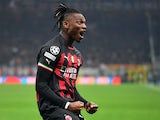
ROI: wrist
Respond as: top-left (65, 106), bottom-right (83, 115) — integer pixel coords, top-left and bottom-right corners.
top-left (65, 102), bottom-right (70, 109)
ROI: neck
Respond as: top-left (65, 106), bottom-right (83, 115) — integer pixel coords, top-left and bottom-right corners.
top-left (60, 31), bottom-right (74, 46)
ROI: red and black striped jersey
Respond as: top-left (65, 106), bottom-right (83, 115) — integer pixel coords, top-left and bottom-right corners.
top-left (36, 35), bottom-right (87, 112)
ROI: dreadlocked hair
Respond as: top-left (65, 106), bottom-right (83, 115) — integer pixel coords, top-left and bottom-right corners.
top-left (53, 3), bottom-right (81, 31)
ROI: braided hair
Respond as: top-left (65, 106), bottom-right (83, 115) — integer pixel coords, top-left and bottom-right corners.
top-left (54, 3), bottom-right (81, 31)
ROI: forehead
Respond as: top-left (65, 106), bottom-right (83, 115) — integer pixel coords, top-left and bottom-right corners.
top-left (65, 13), bottom-right (86, 21)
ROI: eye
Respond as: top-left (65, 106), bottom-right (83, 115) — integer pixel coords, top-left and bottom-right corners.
top-left (77, 20), bottom-right (84, 25)
top-left (77, 21), bottom-right (82, 25)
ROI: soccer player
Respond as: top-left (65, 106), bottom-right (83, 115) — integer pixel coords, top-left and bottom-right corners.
top-left (36, 3), bottom-right (98, 120)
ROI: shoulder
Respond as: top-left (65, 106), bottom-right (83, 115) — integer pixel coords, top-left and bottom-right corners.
top-left (40, 35), bottom-right (62, 55)
top-left (44, 35), bottom-right (61, 49)
top-left (37, 35), bottom-right (62, 62)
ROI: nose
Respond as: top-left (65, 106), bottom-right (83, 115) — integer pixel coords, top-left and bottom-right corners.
top-left (82, 23), bottom-right (87, 30)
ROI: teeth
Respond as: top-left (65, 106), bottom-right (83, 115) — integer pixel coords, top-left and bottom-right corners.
top-left (80, 33), bottom-right (84, 38)
top-left (80, 31), bottom-right (85, 36)
top-left (79, 30), bottom-right (86, 39)
top-left (80, 35), bottom-right (84, 39)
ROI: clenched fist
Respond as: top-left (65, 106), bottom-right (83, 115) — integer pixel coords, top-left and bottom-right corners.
top-left (85, 102), bottom-right (98, 114)
top-left (67, 101), bottom-right (84, 111)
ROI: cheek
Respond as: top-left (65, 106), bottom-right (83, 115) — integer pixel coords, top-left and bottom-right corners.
top-left (68, 27), bottom-right (80, 36)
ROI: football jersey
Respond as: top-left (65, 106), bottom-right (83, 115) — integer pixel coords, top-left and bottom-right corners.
top-left (36, 35), bottom-right (87, 112)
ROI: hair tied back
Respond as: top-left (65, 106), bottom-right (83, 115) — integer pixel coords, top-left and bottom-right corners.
top-left (55, 3), bottom-right (68, 18)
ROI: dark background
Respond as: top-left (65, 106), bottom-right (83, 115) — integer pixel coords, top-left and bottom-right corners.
top-left (0, 0), bottom-right (160, 67)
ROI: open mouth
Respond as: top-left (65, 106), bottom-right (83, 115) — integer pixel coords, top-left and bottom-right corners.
top-left (79, 30), bottom-right (86, 39)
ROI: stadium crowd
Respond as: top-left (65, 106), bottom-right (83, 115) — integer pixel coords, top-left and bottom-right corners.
top-left (0, 1), bottom-right (160, 79)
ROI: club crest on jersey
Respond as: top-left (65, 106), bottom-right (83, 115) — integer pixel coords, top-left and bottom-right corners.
top-left (50, 46), bottom-right (60, 55)
top-left (64, 114), bottom-right (72, 120)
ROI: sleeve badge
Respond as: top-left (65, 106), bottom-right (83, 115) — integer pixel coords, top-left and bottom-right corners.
top-left (50, 46), bottom-right (60, 55)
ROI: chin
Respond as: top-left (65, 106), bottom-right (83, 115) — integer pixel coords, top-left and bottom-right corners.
top-left (76, 40), bottom-right (81, 43)
top-left (76, 38), bottom-right (83, 43)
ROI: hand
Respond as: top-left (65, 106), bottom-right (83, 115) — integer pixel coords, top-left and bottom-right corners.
top-left (67, 101), bottom-right (84, 112)
top-left (85, 101), bottom-right (98, 114)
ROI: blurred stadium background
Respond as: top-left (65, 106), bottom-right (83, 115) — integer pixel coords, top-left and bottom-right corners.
top-left (0, 0), bottom-right (160, 120)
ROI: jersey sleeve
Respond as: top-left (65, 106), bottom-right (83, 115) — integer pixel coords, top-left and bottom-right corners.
top-left (37, 45), bottom-right (60, 71)
top-left (74, 87), bottom-right (88, 105)
top-left (36, 45), bottom-right (67, 108)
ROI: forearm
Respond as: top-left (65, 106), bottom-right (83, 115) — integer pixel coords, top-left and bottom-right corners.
top-left (74, 87), bottom-right (88, 105)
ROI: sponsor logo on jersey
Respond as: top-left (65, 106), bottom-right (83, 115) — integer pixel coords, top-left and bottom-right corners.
top-left (60, 66), bottom-right (78, 79)
top-left (64, 55), bottom-right (68, 61)
top-left (45, 58), bottom-right (51, 64)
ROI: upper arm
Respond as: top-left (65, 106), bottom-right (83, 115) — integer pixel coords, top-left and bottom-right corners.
top-left (37, 45), bottom-right (60, 72)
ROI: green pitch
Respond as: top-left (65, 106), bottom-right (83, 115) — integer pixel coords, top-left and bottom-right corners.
top-left (0, 84), bottom-right (160, 120)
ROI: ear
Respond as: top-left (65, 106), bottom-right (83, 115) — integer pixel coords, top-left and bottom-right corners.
top-left (62, 20), bottom-right (69, 29)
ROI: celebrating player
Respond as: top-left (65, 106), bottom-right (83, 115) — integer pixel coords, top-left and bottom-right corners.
top-left (35, 3), bottom-right (98, 120)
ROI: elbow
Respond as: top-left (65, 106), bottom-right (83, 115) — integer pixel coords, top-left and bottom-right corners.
top-left (36, 81), bottom-right (46, 94)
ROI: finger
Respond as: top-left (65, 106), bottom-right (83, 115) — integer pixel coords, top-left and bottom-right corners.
top-left (79, 102), bottom-right (84, 107)
top-left (86, 106), bottom-right (90, 111)
top-left (90, 104), bottom-right (98, 108)
top-left (88, 109), bottom-right (97, 114)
